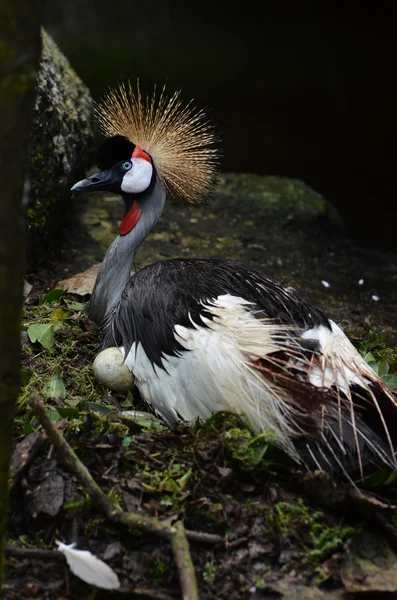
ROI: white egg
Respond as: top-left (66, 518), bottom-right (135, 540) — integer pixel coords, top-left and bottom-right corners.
top-left (93, 347), bottom-right (135, 392)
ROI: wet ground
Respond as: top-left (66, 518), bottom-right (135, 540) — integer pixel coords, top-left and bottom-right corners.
top-left (8, 173), bottom-right (397, 599)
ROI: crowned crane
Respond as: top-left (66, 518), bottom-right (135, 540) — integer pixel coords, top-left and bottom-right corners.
top-left (71, 82), bottom-right (397, 481)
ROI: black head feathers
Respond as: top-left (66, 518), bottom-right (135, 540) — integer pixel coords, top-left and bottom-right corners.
top-left (97, 135), bottom-right (134, 170)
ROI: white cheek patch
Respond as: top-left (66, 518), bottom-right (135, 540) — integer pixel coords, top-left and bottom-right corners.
top-left (121, 158), bottom-right (153, 194)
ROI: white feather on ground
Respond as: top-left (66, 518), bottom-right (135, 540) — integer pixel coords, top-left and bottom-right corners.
top-left (56, 541), bottom-right (120, 590)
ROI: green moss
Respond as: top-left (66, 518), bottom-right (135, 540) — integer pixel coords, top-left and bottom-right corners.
top-left (29, 152), bottom-right (44, 170)
top-left (213, 172), bottom-right (341, 222)
top-left (17, 295), bottom-right (109, 435)
top-left (268, 498), bottom-right (361, 578)
top-left (356, 329), bottom-right (397, 371)
top-left (203, 561), bottom-right (217, 585)
top-left (139, 460), bottom-right (193, 508)
top-left (149, 557), bottom-right (171, 584)
top-left (26, 29), bottom-right (94, 263)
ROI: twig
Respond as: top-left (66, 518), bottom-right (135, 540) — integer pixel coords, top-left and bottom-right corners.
top-left (9, 431), bottom-right (46, 488)
top-left (29, 395), bottom-right (199, 600)
top-left (170, 522), bottom-right (199, 600)
top-left (29, 396), bottom-right (172, 538)
top-left (184, 530), bottom-right (224, 544)
top-left (224, 536), bottom-right (249, 551)
top-left (131, 588), bottom-right (179, 600)
top-left (6, 547), bottom-right (62, 560)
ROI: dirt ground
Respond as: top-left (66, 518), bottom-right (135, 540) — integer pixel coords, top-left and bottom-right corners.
top-left (6, 174), bottom-right (397, 599)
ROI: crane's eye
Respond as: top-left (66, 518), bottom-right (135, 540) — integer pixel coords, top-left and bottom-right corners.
top-left (122, 161), bottom-right (132, 171)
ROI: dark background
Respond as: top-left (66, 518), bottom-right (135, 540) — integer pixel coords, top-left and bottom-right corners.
top-left (45, 1), bottom-right (397, 248)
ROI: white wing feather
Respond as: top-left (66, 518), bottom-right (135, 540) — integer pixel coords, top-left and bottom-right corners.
top-left (56, 541), bottom-right (120, 590)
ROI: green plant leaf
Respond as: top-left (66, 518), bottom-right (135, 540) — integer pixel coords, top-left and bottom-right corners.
top-left (120, 410), bottom-right (163, 430)
top-left (23, 421), bottom-right (35, 435)
top-left (383, 470), bottom-right (397, 485)
top-left (382, 374), bottom-right (397, 390)
top-left (82, 402), bottom-right (112, 415)
top-left (377, 359), bottom-right (390, 377)
top-left (177, 468), bottom-right (192, 490)
top-left (20, 367), bottom-right (33, 386)
top-left (65, 397), bottom-right (81, 408)
top-left (365, 466), bottom-right (391, 488)
top-left (64, 299), bottom-right (86, 311)
top-left (45, 407), bottom-right (61, 422)
top-left (120, 390), bottom-right (134, 408)
top-left (364, 351), bottom-right (378, 367)
top-left (27, 323), bottom-right (54, 349)
top-left (43, 374), bottom-right (66, 398)
top-left (41, 289), bottom-right (65, 303)
top-left (56, 407), bottom-right (79, 418)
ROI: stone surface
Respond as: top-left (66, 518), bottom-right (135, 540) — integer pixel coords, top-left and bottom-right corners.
top-left (341, 532), bottom-right (397, 593)
top-left (27, 29), bottom-right (94, 264)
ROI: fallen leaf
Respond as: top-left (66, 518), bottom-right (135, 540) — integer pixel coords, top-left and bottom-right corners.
top-left (10, 432), bottom-right (46, 486)
top-left (23, 281), bottom-right (32, 299)
top-left (29, 473), bottom-right (65, 517)
top-left (64, 299), bottom-right (86, 311)
top-left (303, 470), bottom-right (397, 513)
top-left (56, 264), bottom-right (101, 296)
top-left (348, 486), bottom-right (397, 510)
top-left (43, 374), bottom-right (66, 399)
top-left (82, 402), bottom-right (113, 415)
top-left (103, 541), bottom-right (122, 561)
top-left (41, 289), bottom-right (65, 303)
top-left (123, 491), bottom-right (140, 513)
top-left (27, 323), bottom-right (54, 349)
top-left (120, 410), bottom-right (163, 430)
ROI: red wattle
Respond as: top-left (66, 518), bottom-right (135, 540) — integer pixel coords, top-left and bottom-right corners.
top-left (132, 145), bottom-right (151, 163)
top-left (119, 202), bottom-right (141, 235)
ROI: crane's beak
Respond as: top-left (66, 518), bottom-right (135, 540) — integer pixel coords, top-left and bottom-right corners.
top-left (71, 168), bottom-right (121, 193)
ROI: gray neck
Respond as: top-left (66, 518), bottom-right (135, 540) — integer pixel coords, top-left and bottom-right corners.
top-left (89, 175), bottom-right (166, 326)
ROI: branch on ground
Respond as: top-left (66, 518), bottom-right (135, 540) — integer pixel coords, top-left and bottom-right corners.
top-left (29, 394), bottom-right (199, 600)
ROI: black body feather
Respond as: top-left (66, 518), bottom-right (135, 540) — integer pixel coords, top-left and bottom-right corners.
top-left (103, 258), bottom-right (330, 369)
top-left (98, 257), bottom-right (397, 479)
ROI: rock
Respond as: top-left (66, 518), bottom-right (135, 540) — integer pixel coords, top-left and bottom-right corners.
top-left (27, 29), bottom-right (94, 265)
top-left (341, 532), bottom-right (397, 593)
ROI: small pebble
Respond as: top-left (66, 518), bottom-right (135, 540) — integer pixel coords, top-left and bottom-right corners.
top-left (372, 295), bottom-right (380, 301)
top-left (321, 280), bottom-right (330, 288)
top-left (358, 279), bottom-right (364, 285)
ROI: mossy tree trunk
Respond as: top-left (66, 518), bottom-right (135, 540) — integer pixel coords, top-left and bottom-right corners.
top-left (0, 1), bottom-right (44, 590)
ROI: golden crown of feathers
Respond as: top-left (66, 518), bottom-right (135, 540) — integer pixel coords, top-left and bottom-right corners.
top-left (94, 81), bottom-right (220, 202)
